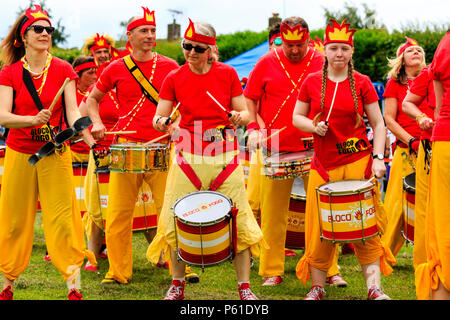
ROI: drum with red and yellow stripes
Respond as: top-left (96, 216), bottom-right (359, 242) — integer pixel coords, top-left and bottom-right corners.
top-left (173, 191), bottom-right (233, 268)
top-left (286, 177), bottom-right (306, 249)
top-left (316, 179), bottom-right (378, 243)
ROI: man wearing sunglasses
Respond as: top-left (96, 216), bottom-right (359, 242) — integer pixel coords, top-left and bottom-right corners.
top-left (85, 7), bottom-right (180, 286)
top-left (244, 16), bottom-right (324, 287)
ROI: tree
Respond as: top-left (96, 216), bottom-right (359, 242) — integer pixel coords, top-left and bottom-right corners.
top-left (17, 0), bottom-right (69, 46)
top-left (323, 2), bottom-right (386, 29)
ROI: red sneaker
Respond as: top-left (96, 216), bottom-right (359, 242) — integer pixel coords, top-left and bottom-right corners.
top-left (164, 280), bottom-right (185, 300)
top-left (68, 289), bottom-right (83, 300)
top-left (238, 283), bottom-right (258, 300)
top-left (304, 285), bottom-right (325, 300)
top-left (83, 264), bottom-right (99, 272)
top-left (367, 286), bottom-right (391, 300)
top-left (262, 276), bottom-right (283, 286)
top-left (0, 286), bottom-right (13, 300)
top-left (341, 243), bottom-right (355, 255)
top-left (98, 249), bottom-right (108, 259)
top-left (44, 254), bottom-right (51, 262)
top-left (156, 261), bottom-right (169, 269)
top-left (285, 249), bottom-right (296, 257)
top-left (326, 274), bottom-right (348, 287)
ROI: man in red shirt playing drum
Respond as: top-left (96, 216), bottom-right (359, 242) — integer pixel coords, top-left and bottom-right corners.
top-left (86, 7), bottom-right (179, 285)
top-left (244, 16), bottom-right (324, 287)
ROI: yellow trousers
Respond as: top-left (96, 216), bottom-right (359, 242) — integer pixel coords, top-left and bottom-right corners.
top-left (296, 155), bottom-right (395, 285)
top-left (0, 147), bottom-right (95, 283)
top-left (413, 142), bottom-right (428, 268)
top-left (416, 141), bottom-right (450, 299)
top-left (381, 147), bottom-right (416, 257)
top-left (146, 150), bottom-right (265, 265)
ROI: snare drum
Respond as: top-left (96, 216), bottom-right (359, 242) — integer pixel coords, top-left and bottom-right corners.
top-left (264, 150), bottom-right (314, 179)
top-left (286, 178), bottom-right (306, 249)
top-left (316, 179), bottom-right (378, 243)
top-left (173, 191), bottom-right (234, 268)
top-left (402, 172), bottom-right (415, 244)
top-left (72, 162), bottom-right (89, 215)
top-left (109, 143), bottom-right (170, 173)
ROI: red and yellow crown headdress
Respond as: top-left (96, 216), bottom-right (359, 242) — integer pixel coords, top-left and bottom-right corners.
top-left (280, 22), bottom-right (309, 43)
top-left (397, 36), bottom-right (420, 57)
top-left (127, 7), bottom-right (156, 31)
top-left (15, 4), bottom-right (52, 47)
top-left (184, 18), bottom-right (216, 45)
top-left (324, 19), bottom-right (356, 47)
top-left (90, 33), bottom-right (111, 52)
top-left (310, 36), bottom-right (325, 53)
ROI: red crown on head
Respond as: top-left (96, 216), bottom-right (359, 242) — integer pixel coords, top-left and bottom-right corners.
top-left (280, 22), bottom-right (309, 43)
top-left (324, 19), bottom-right (356, 47)
top-left (127, 7), bottom-right (156, 31)
top-left (15, 4), bottom-right (52, 47)
top-left (184, 18), bottom-right (216, 45)
top-left (90, 33), bottom-right (111, 52)
top-left (397, 36), bottom-right (420, 57)
top-left (310, 36), bottom-right (325, 53)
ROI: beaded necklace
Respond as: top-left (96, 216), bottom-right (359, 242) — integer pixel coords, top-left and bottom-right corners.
top-left (118, 52), bottom-right (158, 132)
top-left (269, 48), bottom-right (315, 129)
top-left (21, 52), bottom-right (52, 97)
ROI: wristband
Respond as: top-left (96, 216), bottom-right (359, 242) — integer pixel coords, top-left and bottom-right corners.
top-left (408, 138), bottom-right (418, 150)
top-left (415, 113), bottom-right (427, 124)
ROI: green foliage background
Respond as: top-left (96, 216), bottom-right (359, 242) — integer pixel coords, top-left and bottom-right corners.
top-left (51, 27), bottom-right (446, 83)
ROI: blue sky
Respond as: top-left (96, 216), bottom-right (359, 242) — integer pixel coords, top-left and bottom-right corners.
top-left (1, 0), bottom-right (448, 49)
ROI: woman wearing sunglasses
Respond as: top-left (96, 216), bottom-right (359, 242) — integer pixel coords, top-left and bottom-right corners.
top-left (0, 5), bottom-right (97, 300)
top-left (147, 19), bottom-right (264, 300)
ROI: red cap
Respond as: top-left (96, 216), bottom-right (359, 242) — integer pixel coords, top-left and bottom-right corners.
top-left (184, 18), bottom-right (216, 45)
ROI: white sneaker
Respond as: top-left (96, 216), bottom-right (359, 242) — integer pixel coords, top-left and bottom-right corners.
top-left (367, 286), bottom-right (391, 300)
top-left (304, 286), bottom-right (325, 300)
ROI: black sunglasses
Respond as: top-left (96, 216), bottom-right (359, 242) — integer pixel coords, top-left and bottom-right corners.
top-left (27, 25), bottom-right (55, 35)
top-left (182, 42), bottom-right (209, 53)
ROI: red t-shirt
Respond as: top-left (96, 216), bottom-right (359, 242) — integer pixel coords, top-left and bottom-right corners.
top-left (70, 89), bottom-right (91, 154)
top-left (159, 62), bottom-right (243, 155)
top-left (96, 53), bottom-right (179, 142)
top-left (408, 65), bottom-right (435, 140)
top-left (244, 47), bottom-right (324, 152)
top-left (430, 31), bottom-right (450, 141)
top-left (0, 57), bottom-right (78, 154)
top-left (298, 70), bottom-right (378, 170)
top-left (383, 78), bottom-right (422, 142)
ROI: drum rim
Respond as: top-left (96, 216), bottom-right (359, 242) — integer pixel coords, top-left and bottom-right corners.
top-left (290, 193), bottom-right (307, 201)
top-left (403, 172), bottom-right (416, 193)
top-left (264, 150), bottom-right (314, 165)
top-left (173, 190), bottom-right (233, 225)
top-left (316, 179), bottom-right (374, 196)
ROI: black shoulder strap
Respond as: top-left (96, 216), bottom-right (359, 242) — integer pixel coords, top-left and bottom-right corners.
top-left (22, 68), bottom-right (45, 111)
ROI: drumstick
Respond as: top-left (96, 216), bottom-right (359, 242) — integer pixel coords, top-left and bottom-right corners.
top-left (325, 81), bottom-right (339, 126)
top-left (165, 102), bottom-right (181, 125)
top-left (48, 78), bottom-right (70, 112)
top-left (143, 133), bottom-right (170, 146)
top-left (261, 126), bottom-right (287, 143)
top-left (206, 91), bottom-right (232, 118)
top-left (105, 131), bottom-right (137, 135)
top-left (301, 136), bottom-right (313, 141)
top-left (355, 176), bottom-right (377, 192)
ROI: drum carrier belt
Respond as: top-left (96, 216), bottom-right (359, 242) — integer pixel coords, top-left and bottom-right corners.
top-left (123, 54), bottom-right (159, 106)
top-left (175, 150), bottom-right (240, 258)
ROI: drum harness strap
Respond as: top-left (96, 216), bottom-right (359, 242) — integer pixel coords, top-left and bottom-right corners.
top-left (175, 150), bottom-right (239, 258)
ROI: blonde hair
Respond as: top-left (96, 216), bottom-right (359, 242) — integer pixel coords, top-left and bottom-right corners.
top-left (182, 21), bottom-right (218, 63)
top-left (387, 43), bottom-right (425, 84)
top-left (82, 33), bottom-right (115, 54)
top-left (313, 58), bottom-right (362, 129)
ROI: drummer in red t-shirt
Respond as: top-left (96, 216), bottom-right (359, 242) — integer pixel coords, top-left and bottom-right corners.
top-left (244, 16), bottom-right (324, 287)
top-left (402, 64), bottom-right (435, 270)
top-left (293, 19), bottom-right (394, 300)
top-left (381, 37), bottom-right (426, 259)
top-left (147, 19), bottom-right (264, 300)
top-left (86, 7), bottom-right (179, 285)
top-left (416, 29), bottom-right (450, 300)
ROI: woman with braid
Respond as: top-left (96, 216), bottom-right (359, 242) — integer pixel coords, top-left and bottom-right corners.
top-left (293, 19), bottom-right (395, 300)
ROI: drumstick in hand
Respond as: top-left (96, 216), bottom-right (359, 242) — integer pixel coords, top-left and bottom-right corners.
top-left (325, 81), bottom-right (339, 126)
top-left (165, 102), bottom-right (181, 125)
top-left (105, 131), bottom-right (137, 135)
top-left (143, 133), bottom-right (170, 146)
top-left (48, 78), bottom-right (70, 112)
top-left (354, 176), bottom-right (377, 192)
top-left (206, 91), bottom-right (232, 118)
top-left (302, 136), bottom-right (313, 141)
top-left (261, 126), bottom-right (287, 143)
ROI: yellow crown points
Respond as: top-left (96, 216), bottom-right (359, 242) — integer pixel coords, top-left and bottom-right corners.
top-left (185, 23), bottom-right (194, 39)
top-left (96, 38), bottom-right (105, 46)
top-left (325, 19), bottom-right (356, 46)
top-left (30, 11), bottom-right (48, 20)
top-left (313, 36), bottom-right (325, 53)
top-left (28, 4), bottom-right (49, 20)
top-left (280, 22), bottom-right (309, 43)
top-left (143, 7), bottom-right (155, 23)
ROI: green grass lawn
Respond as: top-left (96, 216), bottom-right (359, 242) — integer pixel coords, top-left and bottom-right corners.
top-left (8, 210), bottom-right (416, 301)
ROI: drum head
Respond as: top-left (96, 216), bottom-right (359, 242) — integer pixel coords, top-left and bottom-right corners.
top-left (403, 172), bottom-right (416, 191)
top-left (265, 150), bottom-right (314, 164)
top-left (173, 191), bottom-right (232, 224)
top-left (318, 179), bottom-right (372, 194)
top-left (291, 178), bottom-right (306, 200)
top-left (146, 143), bottom-right (169, 150)
top-left (110, 143), bottom-right (141, 150)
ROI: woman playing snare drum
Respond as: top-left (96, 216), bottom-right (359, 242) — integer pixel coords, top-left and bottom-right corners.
top-left (292, 19), bottom-right (395, 300)
top-left (147, 19), bottom-right (264, 300)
